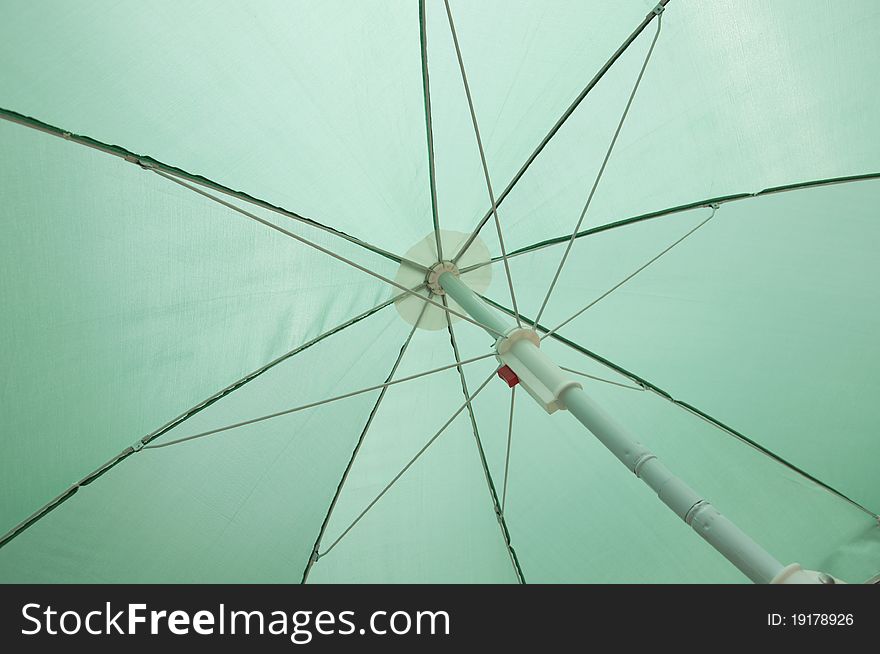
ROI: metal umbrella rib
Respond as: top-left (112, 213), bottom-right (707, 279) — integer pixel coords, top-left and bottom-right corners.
top-left (317, 369), bottom-right (500, 560)
top-left (501, 387), bottom-right (516, 514)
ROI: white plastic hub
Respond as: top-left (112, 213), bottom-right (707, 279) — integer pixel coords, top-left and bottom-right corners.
top-left (393, 230), bottom-right (492, 330)
top-left (427, 261), bottom-right (459, 295)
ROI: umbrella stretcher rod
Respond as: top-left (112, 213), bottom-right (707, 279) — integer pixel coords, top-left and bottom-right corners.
top-left (439, 271), bottom-right (842, 584)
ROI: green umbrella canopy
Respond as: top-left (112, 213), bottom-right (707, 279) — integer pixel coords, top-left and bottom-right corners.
top-left (1, 0), bottom-right (878, 583)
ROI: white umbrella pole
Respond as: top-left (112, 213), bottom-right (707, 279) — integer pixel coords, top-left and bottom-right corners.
top-left (439, 271), bottom-right (840, 584)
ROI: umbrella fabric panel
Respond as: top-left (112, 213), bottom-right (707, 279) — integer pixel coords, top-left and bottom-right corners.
top-left (470, 0), bottom-right (880, 254)
top-left (307, 340), bottom-right (518, 583)
top-left (0, 119), bottom-right (395, 540)
top-left (0, 309), bottom-right (414, 582)
top-left (488, 180), bottom-right (880, 512)
top-left (468, 337), bottom-right (880, 583)
top-left (0, 0), bottom-right (434, 253)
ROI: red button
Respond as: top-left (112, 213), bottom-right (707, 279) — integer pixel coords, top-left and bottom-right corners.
top-left (497, 365), bottom-right (519, 387)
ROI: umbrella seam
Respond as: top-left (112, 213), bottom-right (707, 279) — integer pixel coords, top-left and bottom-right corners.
top-left (151, 170), bottom-right (507, 338)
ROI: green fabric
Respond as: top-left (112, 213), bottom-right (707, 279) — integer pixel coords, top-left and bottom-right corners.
top-left (1, 1), bottom-right (878, 583)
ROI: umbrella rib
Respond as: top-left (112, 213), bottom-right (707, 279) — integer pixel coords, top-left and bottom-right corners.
top-left (317, 368), bottom-right (499, 560)
top-left (485, 299), bottom-right (880, 521)
top-left (419, 0), bottom-right (444, 261)
top-left (558, 367), bottom-right (647, 392)
top-left (0, 289), bottom-right (416, 550)
top-left (501, 387), bottom-right (516, 513)
top-left (301, 300), bottom-right (430, 583)
top-left (144, 350), bottom-right (496, 450)
top-left (533, 15), bottom-right (662, 327)
top-left (443, 0), bottom-right (522, 327)
top-left (450, 1), bottom-right (671, 264)
top-left (540, 204), bottom-right (716, 341)
top-left (0, 107), bottom-right (427, 272)
top-left (441, 296), bottom-right (526, 583)
top-left (151, 170), bottom-right (506, 338)
top-left (458, 171), bottom-right (880, 275)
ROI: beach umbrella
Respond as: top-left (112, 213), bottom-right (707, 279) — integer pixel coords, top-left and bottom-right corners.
top-left (1, 0), bottom-right (878, 583)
